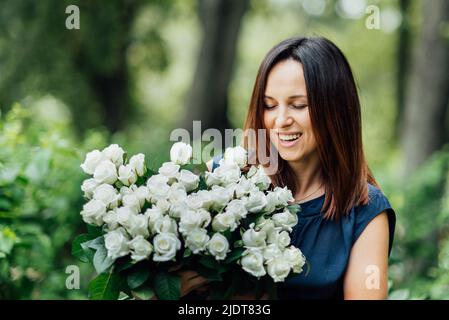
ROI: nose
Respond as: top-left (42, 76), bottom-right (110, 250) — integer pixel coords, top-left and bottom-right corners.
top-left (274, 105), bottom-right (294, 128)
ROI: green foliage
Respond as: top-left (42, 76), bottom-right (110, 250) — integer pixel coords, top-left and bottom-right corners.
top-left (386, 146), bottom-right (449, 299)
top-left (88, 271), bottom-right (122, 300)
top-left (153, 272), bottom-right (181, 300)
top-left (0, 104), bottom-right (105, 299)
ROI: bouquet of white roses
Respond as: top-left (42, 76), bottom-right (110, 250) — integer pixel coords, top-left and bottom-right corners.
top-left (72, 142), bottom-right (306, 300)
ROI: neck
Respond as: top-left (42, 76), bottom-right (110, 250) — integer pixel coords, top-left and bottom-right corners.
top-left (287, 152), bottom-right (323, 200)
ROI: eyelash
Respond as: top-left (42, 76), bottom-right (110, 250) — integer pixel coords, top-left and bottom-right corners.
top-left (264, 104), bottom-right (308, 110)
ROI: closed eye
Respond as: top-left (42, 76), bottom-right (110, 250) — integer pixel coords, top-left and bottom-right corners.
top-left (263, 104), bottom-right (277, 110)
top-left (292, 104), bottom-right (308, 109)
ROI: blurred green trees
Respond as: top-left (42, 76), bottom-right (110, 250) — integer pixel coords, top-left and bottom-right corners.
top-left (0, 0), bottom-right (448, 299)
top-left (0, 104), bottom-right (102, 298)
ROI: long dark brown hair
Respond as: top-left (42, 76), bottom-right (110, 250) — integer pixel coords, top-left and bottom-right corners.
top-left (243, 36), bottom-right (378, 220)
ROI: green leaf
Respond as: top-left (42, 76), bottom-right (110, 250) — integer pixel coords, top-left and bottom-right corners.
top-left (287, 204), bottom-right (301, 214)
top-left (233, 240), bottom-right (244, 248)
top-left (195, 264), bottom-right (223, 282)
top-left (224, 248), bottom-right (245, 264)
top-left (87, 224), bottom-right (104, 238)
top-left (93, 244), bottom-right (114, 274)
top-left (81, 236), bottom-right (104, 251)
top-left (132, 286), bottom-right (155, 300)
top-left (88, 271), bottom-right (122, 300)
top-left (183, 248), bottom-right (192, 258)
top-left (198, 255), bottom-right (220, 270)
top-left (127, 267), bottom-right (150, 289)
top-left (115, 258), bottom-right (134, 272)
top-left (72, 234), bottom-right (94, 262)
top-left (153, 272), bottom-right (180, 300)
top-left (198, 175), bottom-right (208, 190)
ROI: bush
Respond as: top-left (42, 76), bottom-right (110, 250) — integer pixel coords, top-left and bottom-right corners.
top-left (0, 104), bottom-right (105, 299)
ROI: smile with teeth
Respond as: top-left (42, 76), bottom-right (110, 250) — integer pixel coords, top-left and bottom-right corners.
top-left (278, 133), bottom-right (301, 141)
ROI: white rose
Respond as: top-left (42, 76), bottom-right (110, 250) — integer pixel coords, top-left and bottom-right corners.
top-left (81, 178), bottom-right (99, 199)
top-left (263, 243), bottom-right (283, 262)
top-left (127, 214), bottom-right (150, 238)
top-left (168, 202), bottom-right (187, 219)
top-left (273, 187), bottom-right (295, 207)
top-left (242, 227), bottom-right (267, 248)
top-left (225, 199), bottom-right (248, 220)
top-left (122, 193), bottom-right (141, 213)
top-left (93, 183), bottom-right (120, 209)
top-left (167, 185), bottom-right (187, 205)
top-left (196, 190), bottom-right (214, 210)
top-left (102, 144), bottom-right (125, 167)
top-left (245, 190), bottom-right (268, 213)
top-left (185, 193), bottom-right (204, 210)
top-left (152, 232), bottom-right (181, 262)
top-left (235, 176), bottom-right (257, 198)
top-left (129, 235), bottom-right (153, 262)
top-left (255, 216), bottom-right (276, 235)
top-left (212, 212), bottom-right (238, 232)
top-left (118, 164), bottom-right (138, 186)
top-left (283, 246), bottom-right (306, 273)
top-left (267, 256), bottom-right (291, 282)
top-left (205, 171), bottom-right (222, 187)
top-left (240, 249), bottom-right (266, 278)
top-left (134, 186), bottom-right (151, 207)
top-left (129, 153), bottom-right (146, 176)
top-left (153, 215), bottom-right (178, 235)
top-left (179, 209), bottom-right (206, 235)
top-left (80, 199), bottom-right (106, 226)
top-left (271, 209), bottom-right (298, 232)
top-left (120, 185), bottom-right (134, 196)
top-left (267, 229), bottom-right (291, 249)
top-left (215, 161), bottom-right (241, 186)
top-left (207, 233), bottom-right (230, 261)
top-left (156, 198), bottom-right (171, 213)
top-left (158, 162), bottom-right (180, 184)
top-left (116, 206), bottom-right (136, 229)
top-left (250, 166), bottom-right (272, 191)
top-left (209, 185), bottom-right (232, 212)
top-left (145, 207), bottom-right (164, 234)
top-left (104, 228), bottom-right (130, 260)
top-left (197, 208), bottom-right (212, 228)
top-left (263, 192), bottom-right (278, 214)
top-left (178, 169), bottom-right (199, 192)
top-left (224, 146), bottom-right (247, 169)
top-left (247, 165), bottom-right (258, 178)
top-left (170, 142), bottom-right (192, 165)
top-left (147, 174), bottom-right (170, 203)
top-left (185, 228), bottom-right (210, 254)
top-left (93, 160), bottom-right (118, 184)
top-left (103, 210), bottom-right (119, 231)
top-left (80, 150), bottom-right (105, 175)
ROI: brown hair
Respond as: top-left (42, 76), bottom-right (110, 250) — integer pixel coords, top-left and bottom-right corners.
top-left (242, 36), bottom-right (378, 220)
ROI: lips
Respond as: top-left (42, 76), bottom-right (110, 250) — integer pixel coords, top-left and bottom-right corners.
top-left (275, 131), bottom-right (302, 148)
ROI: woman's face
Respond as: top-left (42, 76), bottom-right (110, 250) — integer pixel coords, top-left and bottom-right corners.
top-left (263, 59), bottom-right (318, 163)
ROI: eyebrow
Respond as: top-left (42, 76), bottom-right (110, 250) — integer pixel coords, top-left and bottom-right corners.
top-left (264, 95), bottom-right (307, 100)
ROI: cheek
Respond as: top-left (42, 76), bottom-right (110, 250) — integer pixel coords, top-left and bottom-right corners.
top-left (263, 111), bottom-right (272, 128)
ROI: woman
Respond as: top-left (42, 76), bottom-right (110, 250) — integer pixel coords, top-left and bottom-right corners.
top-left (189, 36), bottom-right (396, 300)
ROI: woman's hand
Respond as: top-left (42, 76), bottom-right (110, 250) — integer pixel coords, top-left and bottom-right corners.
top-left (177, 269), bottom-right (210, 298)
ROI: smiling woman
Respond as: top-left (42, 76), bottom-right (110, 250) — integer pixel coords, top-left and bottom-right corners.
top-left (214, 36), bottom-right (396, 299)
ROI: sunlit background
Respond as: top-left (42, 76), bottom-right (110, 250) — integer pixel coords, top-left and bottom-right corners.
top-left (1, 0), bottom-right (448, 299)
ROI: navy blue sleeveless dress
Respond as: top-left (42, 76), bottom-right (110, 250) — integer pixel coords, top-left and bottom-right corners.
top-left (211, 155), bottom-right (396, 300)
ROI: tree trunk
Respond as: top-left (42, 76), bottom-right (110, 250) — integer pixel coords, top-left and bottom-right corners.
top-left (394, 0), bottom-right (411, 138)
top-left (183, 0), bottom-right (249, 145)
top-left (401, 0), bottom-right (449, 176)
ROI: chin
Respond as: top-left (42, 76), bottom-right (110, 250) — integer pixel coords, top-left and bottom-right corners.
top-left (278, 150), bottom-right (303, 162)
